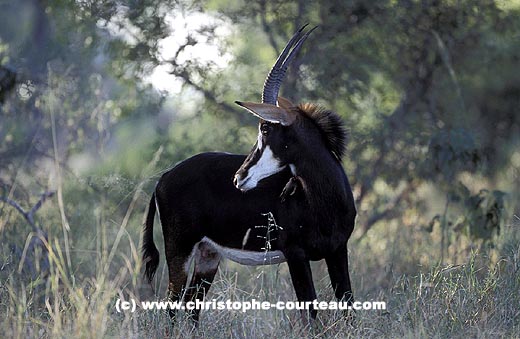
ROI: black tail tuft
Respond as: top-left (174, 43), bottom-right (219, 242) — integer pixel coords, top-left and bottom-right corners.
top-left (142, 192), bottom-right (160, 283)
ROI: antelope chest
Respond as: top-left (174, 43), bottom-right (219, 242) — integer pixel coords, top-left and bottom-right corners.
top-left (277, 218), bottom-right (346, 260)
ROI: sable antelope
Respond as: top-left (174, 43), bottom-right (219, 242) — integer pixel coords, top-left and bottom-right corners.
top-left (142, 25), bottom-right (356, 323)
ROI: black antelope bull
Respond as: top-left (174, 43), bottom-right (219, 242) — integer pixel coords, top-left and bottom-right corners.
top-left (142, 25), bottom-right (357, 323)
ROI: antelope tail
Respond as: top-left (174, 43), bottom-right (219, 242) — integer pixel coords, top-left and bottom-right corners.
top-left (200, 236), bottom-right (286, 266)
top-left (142, 192), bottom-right (160, 282)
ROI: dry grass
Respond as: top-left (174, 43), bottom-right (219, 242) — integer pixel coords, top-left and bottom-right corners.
top-left (1, 162), bottom-right (519, 338)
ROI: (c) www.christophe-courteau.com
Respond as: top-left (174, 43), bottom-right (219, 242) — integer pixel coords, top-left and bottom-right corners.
top-left (115, 298), bottom-right (387, 313)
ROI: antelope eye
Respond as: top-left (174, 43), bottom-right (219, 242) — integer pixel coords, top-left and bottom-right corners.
top-left (260, 123), bottom-right (270, 135)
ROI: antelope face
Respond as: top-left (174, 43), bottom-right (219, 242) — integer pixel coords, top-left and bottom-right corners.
top-left (233, 119), bottom-right (293, 192)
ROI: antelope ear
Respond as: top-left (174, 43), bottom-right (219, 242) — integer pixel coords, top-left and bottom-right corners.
top-left (235, 101), bottom-right (296, 126)
top-left (276, 96), bottom-right (295, 110)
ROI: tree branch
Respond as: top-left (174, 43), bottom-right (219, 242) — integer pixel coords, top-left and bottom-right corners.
top-left (0, 197), bottom-right (27, 223)
top-left (166, 38), bottom-right (248, 123)
top-left (1, 191), bottom-right (55, 232)
top-left (29, 191), bottom-right (55, 222)
top-left (355, 183), bottom-right (415, 242)
top-left (1, 191), bottom-right (54, 278)
top-left (169, 66), bottom-right (248, 123)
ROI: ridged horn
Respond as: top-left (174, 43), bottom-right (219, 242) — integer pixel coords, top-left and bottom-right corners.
top-left (262, 25), bottom-right (317, 105)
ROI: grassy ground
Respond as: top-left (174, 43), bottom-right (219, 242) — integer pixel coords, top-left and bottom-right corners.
top-left (1, 182), bottom-right (519, 338)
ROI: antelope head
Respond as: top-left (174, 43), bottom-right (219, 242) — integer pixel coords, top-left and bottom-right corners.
top-left (233, 25), bottom-right (317, 192)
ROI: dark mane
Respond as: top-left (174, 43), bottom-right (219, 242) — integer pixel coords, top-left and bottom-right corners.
top-left (298, 103), bottom-right (347, 161)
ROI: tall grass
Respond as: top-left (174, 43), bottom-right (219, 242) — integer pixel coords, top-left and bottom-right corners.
top-left (1, 172), bottom-right (519, 338)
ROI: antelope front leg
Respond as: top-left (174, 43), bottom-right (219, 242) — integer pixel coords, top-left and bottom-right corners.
top-left (285, 247), bottom-right (317, 322)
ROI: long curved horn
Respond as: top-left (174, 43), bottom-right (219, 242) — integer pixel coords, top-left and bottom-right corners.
top-left (262, 25), bottom-right (317, 105)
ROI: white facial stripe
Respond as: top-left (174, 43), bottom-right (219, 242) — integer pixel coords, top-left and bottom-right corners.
top-left (242, 146), bottom-right (285, 190)
top-left (257, 130), bottom-right (263, 150)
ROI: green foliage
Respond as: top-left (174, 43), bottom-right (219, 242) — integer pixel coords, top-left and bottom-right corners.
top-left (428, 183), bottom-right (508, 242)
top-left (451, 185), bottom-right (508, 241)
top-left (428, 128), bottom-right (481, 180)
